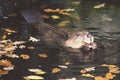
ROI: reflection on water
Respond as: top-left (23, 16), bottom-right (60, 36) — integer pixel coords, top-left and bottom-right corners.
top-left (0, 1), bottom-right (120, 80)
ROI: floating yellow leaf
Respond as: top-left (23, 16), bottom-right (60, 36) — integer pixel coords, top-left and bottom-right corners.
top-left (44, 8), bottom-right (70, 16)
top-left (65, 62), bottom-right (70, 65)
top-left (28, 68), bottom-right (42, 72)
top-left (35, 71), bottom-right (46, 75)
top-left (51, 15), bottom-right (60, 19)
top-left (94, 3), bottom-right (105, 9)
top-left (52, 68), bottom-right (61, 73)
top-left (4, 28), bottom-right (17, 33)
top-left (24, 75), bottom-right (44, 80)
top-left (101, 64), bottom-right (117, 68)
top-left (57, 21), bottom-right (70, 27)
top-left (82, 73), bottom-right (94, 78)
top-left (38, 53), bottom-right (48, 58)
top-left (1, 35), bottom-right (7, 40)
top-left (71, 1), bottom-right (81, 5)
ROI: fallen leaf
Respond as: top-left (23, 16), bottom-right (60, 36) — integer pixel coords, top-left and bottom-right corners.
top-left (61, 8), bottom-right (75, 12)
top-left (101, 64), bottom-right (117, 68)
top-left (29, 36), bottom-right (40, 42)
top-left (13, 41), bottom-right (26, 45)
top-left (52, 68), bottom-right (61, 73)
top-left (80, 70), bottom-right (87, 74)
top-left (82, 73), bottom-right (94, 78)
top-left (1, 35), bottom-right (7, 40)
top-left (3, 66), bottom-right (14, 70)
top-left (71, 1), bottom-right (80, 5)
top-left (94, 3), bottom-right (105, 9)
top-left (19, 45), bottom-right (26, 49)
top-left (28, 68), bottom-right (42, 72)
top-left (20, 54), bottom-right (30, 59)
top-left (6, 54), bottom-right (19, 58)
top-left (35, 71), bottom-right (46, 75)
top-left (94, 76), bottom-right (107, 80)
top-left (84, 67), bottom-right (95, 72)
top-left (42, 15), bottom-right (50, 19)
top-left (38, 53), bottom-right (48, 58)
top-left (4, 28), bottom-right (17, 33)
top-left (57, 21), bottom-right (70, 27)
top-left (0, 59), bottom-right (14, 67)
top-left (0, 69), bottom-right (9, 75)
top-left (105, 72), bottom-right (116, 79)
top-left (109, 67), bottom-right (120, 74)
top-left (58, 65), bottom-right (68, 69)
top-left (59, 77), bottom-right (76, 80)
top-left (27, 46), bottom-right (35, 49)
top-left (65, 62), bottom-right (70, 65)
top-left (8, 13), bottom-right (17, 17)
top-left (51, 15), bottom-right (60, 19)
top-left (24, 75), bottom-right (44, 80)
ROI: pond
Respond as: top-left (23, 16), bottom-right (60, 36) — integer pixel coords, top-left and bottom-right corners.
top-left (0, 0), bottom-right (120, 80)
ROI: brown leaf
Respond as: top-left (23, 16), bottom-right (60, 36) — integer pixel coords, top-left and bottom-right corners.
top-left (20, 54), bottom-right (30, 59)
top-left (80, 70), bottom-right (86, 74)
top-left (38, 53), bottom-right (48, 58)
top-left (65, 62), bottom-right (70, 65)
top-left (0, 59), bottom-right (14, 67)
top-left (0, 69), bottom-right (9, 75)
top-left (52, 68), bottom-right (61, 73)
top-left (105, 72), bottom-right (116, 79)
top-left (27, 46), bottom-right (35, 49)
top-left (94, 76), bottom-right (108, 80)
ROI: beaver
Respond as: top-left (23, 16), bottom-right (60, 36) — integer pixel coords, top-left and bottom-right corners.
top-left (32, 22), bottom-right (97, 53)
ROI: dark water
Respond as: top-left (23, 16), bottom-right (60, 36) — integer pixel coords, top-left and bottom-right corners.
top-left (0, 1), bottom-right (120, 80)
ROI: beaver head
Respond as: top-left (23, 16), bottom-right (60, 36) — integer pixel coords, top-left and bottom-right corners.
top-left (64, 31), bottom-right (97, 51)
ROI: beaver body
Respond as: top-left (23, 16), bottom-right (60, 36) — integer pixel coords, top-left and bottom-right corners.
top-left (33, 22), bottom-right (97, 53)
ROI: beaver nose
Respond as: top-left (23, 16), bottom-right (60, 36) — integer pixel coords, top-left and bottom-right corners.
top-left (76, 34), bottom-right (80, 36)
top-left (87, 34), bottom-right (92, 38)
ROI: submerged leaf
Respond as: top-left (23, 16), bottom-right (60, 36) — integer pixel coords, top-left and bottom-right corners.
top-left (38, 54), bottom-right (48, 58)
top-left (57, 21), bottom-right (70, 27)
top-left (71, 1), bottom-right (80, 5)
top-left (27, 46), bottom-right (35, 49)
top-left (65, 62), bottom-right (70, 65)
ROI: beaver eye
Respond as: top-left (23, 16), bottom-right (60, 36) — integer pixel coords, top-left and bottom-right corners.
top-left (76, 34), bottom-right (80, 36)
